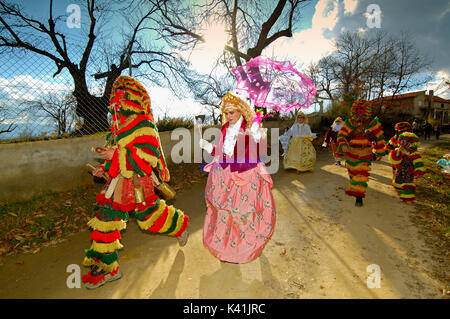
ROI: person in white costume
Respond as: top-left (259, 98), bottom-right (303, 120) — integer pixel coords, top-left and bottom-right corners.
top-left (279, 111), bottom-right (317, 172)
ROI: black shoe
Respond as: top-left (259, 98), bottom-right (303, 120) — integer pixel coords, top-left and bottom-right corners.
top-left (355, 196), bottom-right (363, 207)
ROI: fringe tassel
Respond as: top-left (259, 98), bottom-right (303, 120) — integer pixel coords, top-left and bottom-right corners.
top-left (345, 190), bottom-right (365, 198)
top-left (89, 230), bottom-right (121, 243)
top-left (87, 217), bottom-right (127, 232)
top-left (168, 210), bottom-right (187, 236)
top-left (158, 206), bottom-right (177, 233)
top-left (83, 257), bottom-right (119, 273)
top-left (90, 239), bottom-right (123, 253)
top-left (136, 200), bottom-right (167, 230)
top-left (85, 249), bottom-right (119, 265)
top-left (174, 215), bottom-right (189, 237)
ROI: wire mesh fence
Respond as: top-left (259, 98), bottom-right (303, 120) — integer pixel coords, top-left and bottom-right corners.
top-left (0, 40), bottom-right (114, 141)
top-left (0, 48), bottom-right (214, 142)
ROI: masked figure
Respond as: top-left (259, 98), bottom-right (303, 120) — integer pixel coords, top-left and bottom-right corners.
top-left (337, 99), bottom-right (386, 206)
top-left (82, 76), bottom-right (189, 289)
top-left (388, 132), bottom-right (425, 202)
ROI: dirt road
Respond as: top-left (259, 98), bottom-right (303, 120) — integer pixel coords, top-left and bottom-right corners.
top-left (0, 137), bottom-right (447, 298)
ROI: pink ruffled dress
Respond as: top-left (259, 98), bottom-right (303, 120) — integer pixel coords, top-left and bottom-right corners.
top-left (202, 118), bottom-right (276, 263)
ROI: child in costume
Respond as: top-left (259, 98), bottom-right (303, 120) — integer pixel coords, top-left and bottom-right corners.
top-left (199, 91), bottom-right (276, 263)
top-left (337, 99), bottom-right (386, 206)
top-left (279, 111), bottom-right (317, 172)
top-left (388, 132), bottom-right (425, 202)
top-left (82, 76), bottom-right (189, 289)
top-left (385, 121), bottom-right (413, 176)
top-left (322, 117), bottom-right (345, 166)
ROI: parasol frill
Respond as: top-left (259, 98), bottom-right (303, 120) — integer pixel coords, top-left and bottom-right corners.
top-left (231, 56), bottom-right (317, 113)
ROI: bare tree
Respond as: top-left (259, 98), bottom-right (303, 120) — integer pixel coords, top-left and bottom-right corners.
top-left (0, 0), bottom-right (195, 135)
top-left (0, 100), bottom-right (16, 135)
top-left (152, 0), bottom-right (313, 112)
top-left (152, 0), bottom-right (311, 64)
top-left (386, 32), bottom-right (431, 100)
top-left (305, 56), bottom-right (336, 103)
top-left (26, 93), bottom-right (78, 135)
top-left (313, 31), bottom-right (431, 110)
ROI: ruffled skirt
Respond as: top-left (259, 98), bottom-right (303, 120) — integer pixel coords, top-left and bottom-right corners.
top-left (202, 162), bottom-right (276, 263)
top-left (283, 137), bottom-right (316, 172)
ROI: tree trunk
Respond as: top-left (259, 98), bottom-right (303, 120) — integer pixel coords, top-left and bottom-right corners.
top-left (73, 94), bottom-right (110, 135)
top-left (71, 71), bottom-right (110, 135)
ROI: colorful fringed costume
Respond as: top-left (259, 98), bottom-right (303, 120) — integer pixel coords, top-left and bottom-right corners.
top-left (337, 99), bottom-right (386, 205)
top-left (385, 121), bottom-right (413, 178)
top-left (388, 132), bottom-right (425, 202)
top-left (82, 76), bottom-right (189, 289)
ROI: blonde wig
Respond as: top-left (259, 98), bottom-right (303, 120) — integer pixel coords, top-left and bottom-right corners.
top-left (220, 92), bottom-right (256, 130)
top-left (295, 111), bottom-right (308, 124)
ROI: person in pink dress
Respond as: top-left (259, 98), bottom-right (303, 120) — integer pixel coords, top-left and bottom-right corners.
top-left (198, 91), bottom-right (276, 263)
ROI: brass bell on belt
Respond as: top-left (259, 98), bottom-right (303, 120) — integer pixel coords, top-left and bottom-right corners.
top-left (134, 186), bottom-right (145, 203)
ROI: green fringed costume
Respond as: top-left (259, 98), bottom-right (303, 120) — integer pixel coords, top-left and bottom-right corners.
top-left (81, 76), bottom-right (189, 289)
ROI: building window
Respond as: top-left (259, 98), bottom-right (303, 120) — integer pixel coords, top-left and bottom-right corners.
top-left (418, 100), bottom-right (423, 107)
top-left (442, 103), bottom-right (445, 108)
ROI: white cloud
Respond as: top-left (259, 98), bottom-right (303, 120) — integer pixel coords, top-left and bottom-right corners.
top-left (139, 81), bottom-right (206, 121)
top-left (0, 75), bottom-right (73, 101)
top-left (270, 0), bottom-right (342, 67)
top-left (314, 0), bottom-right (340, 30)
top-left (344, 0), bottom-right (359, 15)
top-left (182, 20), bottom-right (229, 75)
top-left (424, 70), bottom-right (450, 99)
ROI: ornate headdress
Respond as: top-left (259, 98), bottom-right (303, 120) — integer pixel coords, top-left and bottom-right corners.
top-left (220, 91), bottom-right (255, 129)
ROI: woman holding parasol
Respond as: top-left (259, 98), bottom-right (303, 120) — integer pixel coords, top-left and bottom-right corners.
top-left (198, 91), bottom-right (276, 263)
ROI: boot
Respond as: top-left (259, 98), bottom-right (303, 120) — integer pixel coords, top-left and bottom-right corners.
top-left (355, 196), bottom-right (363, 207)
top-left (83, 266), bottom-right (122, 290)
top-left (177, 229), bottom-right (189, 247)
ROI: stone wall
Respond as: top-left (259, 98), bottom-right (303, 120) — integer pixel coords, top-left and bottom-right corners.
top-left (0, 115), bottom-right (323, 202)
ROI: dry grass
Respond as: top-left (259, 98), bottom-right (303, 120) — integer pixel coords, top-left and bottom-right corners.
top-left (0, 161), bottom-right (207, 258)
top-left (411, 141), bottom-right (450, 285)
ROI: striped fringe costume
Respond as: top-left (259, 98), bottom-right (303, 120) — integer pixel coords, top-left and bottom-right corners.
top-left (385, 121), bottom-right (413, 179)
top-left (337, 99), bottom-right (386, 198)
top-left (388, 132), bottom-right (425, 202)
top-left (82, 76), bottom-right (188, 286)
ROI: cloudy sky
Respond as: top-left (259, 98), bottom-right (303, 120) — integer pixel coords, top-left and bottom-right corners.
top-left (272, 0), bottom-right (449, 94)
top-left (154, 0), bottom-right (450, 113)
top-left (1, 0), bottom-right (449, 130)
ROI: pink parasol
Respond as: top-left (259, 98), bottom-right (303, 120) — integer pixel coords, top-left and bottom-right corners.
top-left (231, 56), bottom-right (317, 113)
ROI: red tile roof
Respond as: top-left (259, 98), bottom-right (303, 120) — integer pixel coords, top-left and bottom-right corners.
top-left (431, 96), bottom-right (450, 103)
top-left (371, 90), bottom-right (450, 108)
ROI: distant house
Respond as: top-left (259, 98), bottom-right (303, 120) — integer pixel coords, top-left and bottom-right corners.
top-left (371, 90), bottom-right (450, 125)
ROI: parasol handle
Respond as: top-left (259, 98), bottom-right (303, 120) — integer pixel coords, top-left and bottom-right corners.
top-left (195, 115), bottom-right (205, 140)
